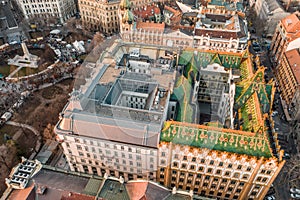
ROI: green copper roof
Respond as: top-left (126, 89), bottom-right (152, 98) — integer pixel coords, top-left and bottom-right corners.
top-left (120, 0), bottom-right (131, 9)
top-left (171, 76), bottom-right (195, 123)
top-left (83, 178), bottom-right (103, 196)
top-left (161, 121), bottom-right (272, 158)
top-left (123, 9), bottom-right (134, 23)
top-left (184, 53), bottom-right (199, 82)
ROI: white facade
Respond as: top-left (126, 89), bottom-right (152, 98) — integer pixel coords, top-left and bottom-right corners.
top-left (17, 0), bottom-right (76, 23)
top-left (58, 133), bottom-right (158, 181)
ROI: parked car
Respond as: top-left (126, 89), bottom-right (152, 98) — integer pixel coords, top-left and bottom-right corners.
top-left (284, 153), bottom-right (291, 159)
top-left (291, 193), bottom-right (300, 199)
top-left (265, 195), bottom-right (275, 200)
top-left (290, 188), bottom-right (300, 194)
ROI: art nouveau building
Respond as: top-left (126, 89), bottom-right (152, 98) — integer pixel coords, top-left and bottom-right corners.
top-left (156, 48), bottom-right (285, 200)
top-left (55, 39), bottom-right (284, 200)
top-left (16, 0), bottom-right (76, 23)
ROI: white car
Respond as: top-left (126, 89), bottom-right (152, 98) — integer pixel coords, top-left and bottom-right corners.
top-left (266, 195), bottom-right (275, 200)
top-left (291, 193), bottom-right (300, 199)
top-left (291, 188), bottom-right (300, 194)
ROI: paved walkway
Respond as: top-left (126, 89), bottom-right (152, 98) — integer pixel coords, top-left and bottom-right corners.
top-left (6, 121), bottom-right (41, 159)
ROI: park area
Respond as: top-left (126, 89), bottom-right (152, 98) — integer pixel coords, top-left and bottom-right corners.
top-left (0, 78), bottom-right (74, 194)
top-left (0, 44), bottom-right (56, 78)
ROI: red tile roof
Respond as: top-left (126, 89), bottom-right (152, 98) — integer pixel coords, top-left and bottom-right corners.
top-left (133, 5), bottom-right (160, 19)
top-left (285, 49), bottom-right (300, 84)
top-left (61, 192), bottom-right (95, 200)
top-left (195, 28), bottom-right (238, 39)
top-left (136, 21), bottom-right (165, 31)
top-left (281, 14), bottom-right (300, 41)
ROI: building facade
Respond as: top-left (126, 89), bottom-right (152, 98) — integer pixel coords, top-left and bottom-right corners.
top-left (270, 14), bottom-right (300, 64)
top-left (79, 0), bottom-right (120, 34)
top-left (55, 44), bottom-right (176, 182)
top-left (158, 138), bottom-right (284, 200)
top-left (275, 48), bottom-right (300, 121)
top-left (16, 0), bottom-right (76, 23)
top-left (119, 1), bottom-right (249, 53)
top-left (79, 0), bottom-right (166, 35)
top-left (54, 40), bottom-right (284, 200)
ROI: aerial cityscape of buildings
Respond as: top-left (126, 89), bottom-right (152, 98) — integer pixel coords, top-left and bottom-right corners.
top-left (0, 0), bottom-right (300, 199)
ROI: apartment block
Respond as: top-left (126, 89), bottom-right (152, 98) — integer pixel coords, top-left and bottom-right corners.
top-left (275, 48), bottom-right (300, 121)
top-left (270, 13), bottom-right (300, 64)
top-left (79, 0), bottom-right (163, 35)
top-left (16, 0), bottom-right (76, 23)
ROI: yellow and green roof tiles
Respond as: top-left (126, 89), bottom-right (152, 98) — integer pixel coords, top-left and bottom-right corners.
top-left (179, 50), bottom-right (243, 69)
top-left (161, 121), bottom-right (273, 158)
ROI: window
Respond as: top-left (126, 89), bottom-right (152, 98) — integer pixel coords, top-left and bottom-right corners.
top-left (219, 162), bottom-right (223, 167)
top-left (262, 177), bottom-right (268, 182)
top-left (237, 165), bottom-right (242, 170)
top-left (216, 169), bottom-right (221, 174)
top-left (183, 156), bottom-right (187, 160)
top-left (247, 167), bottom-right (251, 171)
top-left (207, 168), bottom-right (212, 173)
top-left (199, 166), bottom-right (204, 171)
top-left (161, 152), bottom-right (166, 157)
top-left (251, 191), bottom-right (257, 196)
top-left (228, 164), bottom-right (232, 168)
top-left (242, 175), bottom-right (249, 180)
top-left (210, 160), bottom-right (214, 165)
top-left (205, 175), bottom-right (210, 180)
top-left (233, 173), bottom-right (240, 178)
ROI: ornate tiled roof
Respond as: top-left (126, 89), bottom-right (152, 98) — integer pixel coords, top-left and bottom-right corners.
top-left (235, 67), bottom-right (275, 115)
top-left (161, 121), bottom-right (273, 158)
top-left (179, 50), bottom-right (242, 69)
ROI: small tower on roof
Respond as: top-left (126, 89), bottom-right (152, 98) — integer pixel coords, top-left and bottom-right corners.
top-left (120, 0), bottom-right (131, 10)
top-left (118, 0), bottom-right (134, 34)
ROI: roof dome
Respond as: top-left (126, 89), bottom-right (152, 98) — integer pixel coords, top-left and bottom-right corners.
top-left (120, 0), bottom-right (131, 10)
